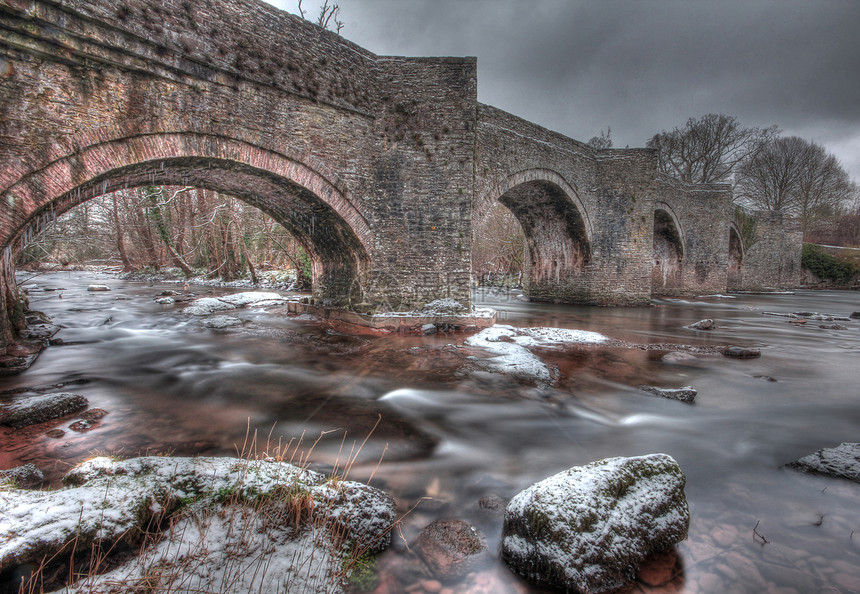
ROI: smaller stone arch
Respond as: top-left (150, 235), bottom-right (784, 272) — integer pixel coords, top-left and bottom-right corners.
top-left (652, 202), bottom-right (685, 295)
top-left (484, 169), bottom-right (592, 301)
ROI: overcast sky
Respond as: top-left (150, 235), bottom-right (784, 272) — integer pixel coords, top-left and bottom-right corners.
top-left (265, 0), bottom-right (860, 183)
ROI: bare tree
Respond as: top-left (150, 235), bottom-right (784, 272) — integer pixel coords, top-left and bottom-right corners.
top-left (736, 136), bottom-right (854, 236)
top-left (793, 146), bottom-right (854, 235)
top-left (587, 127), bottom-right (612, 149)
top-left (298, 0), bottom-right (343, 33)
top-left (472, 203), bottom-right (525, 286)
top-left (647, 114), bottom-right (778, 184)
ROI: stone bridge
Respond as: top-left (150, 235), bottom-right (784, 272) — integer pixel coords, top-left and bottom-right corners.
top-left (0, 0), bottom-right (801, 351)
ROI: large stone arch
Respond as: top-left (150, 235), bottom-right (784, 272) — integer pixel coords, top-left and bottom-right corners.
top-left (1, 133), bottom-right (373, 304)
top-left (652, 202), bottom-right (685, 295)
top-left (485, 169), bottom-right (592, 300)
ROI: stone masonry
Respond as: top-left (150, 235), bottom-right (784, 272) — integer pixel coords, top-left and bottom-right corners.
top-left (728, 211), bottom-right (803, 291)
top-left (0, 0), bottom-right (799, 351)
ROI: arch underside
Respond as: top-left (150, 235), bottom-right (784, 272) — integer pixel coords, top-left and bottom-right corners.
top-left (498, 180), bottom-right (591, 300)
top-left (727, 226), bottom-right (743, 288)
top-left (652, 209), bottom-right (684, 295)
top-left (14, 157), bottom-right (370, 304)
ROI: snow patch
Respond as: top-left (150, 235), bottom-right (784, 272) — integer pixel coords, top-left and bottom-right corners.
top-left (464, 325), bottom-right (608, 384)
top-left (183, 292), bottom-right (288, 316)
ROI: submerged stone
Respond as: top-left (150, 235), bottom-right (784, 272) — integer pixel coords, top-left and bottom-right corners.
top-left (688, 319), bottom-right (715, 330)
top-left (0, 393), bottom-right (88, 428)
top-left (414, 519), bottom-right (489, 581)
top-left (661, 351), bottom-right (698, 364)
top-left (502, 454), bottom-right (689, 593)
top-left (786, 442), bottom-right (860, 483)
top-left (723, 346), bottom-right (761, 359)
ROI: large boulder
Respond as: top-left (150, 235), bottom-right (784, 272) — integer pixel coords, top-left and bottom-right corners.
top-left (786, 442), bottom-right (860, 483)
top-left (502, 454), bottom-right (689, 593)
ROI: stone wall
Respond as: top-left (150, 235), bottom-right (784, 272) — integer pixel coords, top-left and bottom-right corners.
top-left (652, 176), bottom-right (733, 296)
top-left (732, 211), bottom-right (803, 290)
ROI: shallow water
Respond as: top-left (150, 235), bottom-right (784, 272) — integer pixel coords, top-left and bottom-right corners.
top-left (3, 272), bottom-right (860, 593)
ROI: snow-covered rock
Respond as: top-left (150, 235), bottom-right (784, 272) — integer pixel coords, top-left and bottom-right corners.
top-left (464, 325), bottom-right (608, 384)
top-left (502, 454), bottom-right (689, 593)
top-left (86, 285), bottom-right (110, 292)
top-left (0, 464), bottom-right (43, 488)
top-left (0, 393), bottom-right (88, 428)
top-left (688, 319), bottom-right (715, 330)
top-left (0, 456), bottom-right (396, 584)
top-left (786, 442), bottom-right (860, 483)
top-left (183, 292), bottom-right (287, 316)
top-left (183, 296), bottom-right (237, 316)
top-left (203, 315), bottom-right (243, 329)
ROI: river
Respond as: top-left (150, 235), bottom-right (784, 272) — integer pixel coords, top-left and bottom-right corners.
top-left (2, 270), bottom-right (859, 593)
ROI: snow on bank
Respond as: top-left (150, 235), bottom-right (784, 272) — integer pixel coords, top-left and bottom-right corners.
top-left (59, 506), bottom-right (337, 594)
top-left (464, 325), bottom-right (608, 384)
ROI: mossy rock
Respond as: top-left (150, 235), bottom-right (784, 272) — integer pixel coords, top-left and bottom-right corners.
top-left (502, 454), bottom-right (689, 593)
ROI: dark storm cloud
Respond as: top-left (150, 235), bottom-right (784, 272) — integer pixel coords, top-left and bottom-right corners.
top-left (267, 0), bottom-right (860, 179)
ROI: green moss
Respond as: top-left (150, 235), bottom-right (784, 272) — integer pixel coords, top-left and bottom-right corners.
top-left (802, 243), bottom-right (858, 284)
top-left (346, 551), bottom-right (379, 592)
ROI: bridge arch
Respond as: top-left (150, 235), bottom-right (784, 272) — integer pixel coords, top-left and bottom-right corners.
top-left (652, 202), bottom-right (685, 295)
top-left (727, 223), bottom-right (744, 288)
top-left (1, 133), bottom-right (373, 304)
top-left (482, 169), bottom-right (592, 300)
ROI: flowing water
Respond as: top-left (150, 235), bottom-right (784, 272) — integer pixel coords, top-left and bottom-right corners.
top-left (3, 271), bottom-right (860, 593)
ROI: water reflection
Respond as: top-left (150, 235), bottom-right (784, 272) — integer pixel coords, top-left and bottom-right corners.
top-left (3, 272), bottom-right (860, 592)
